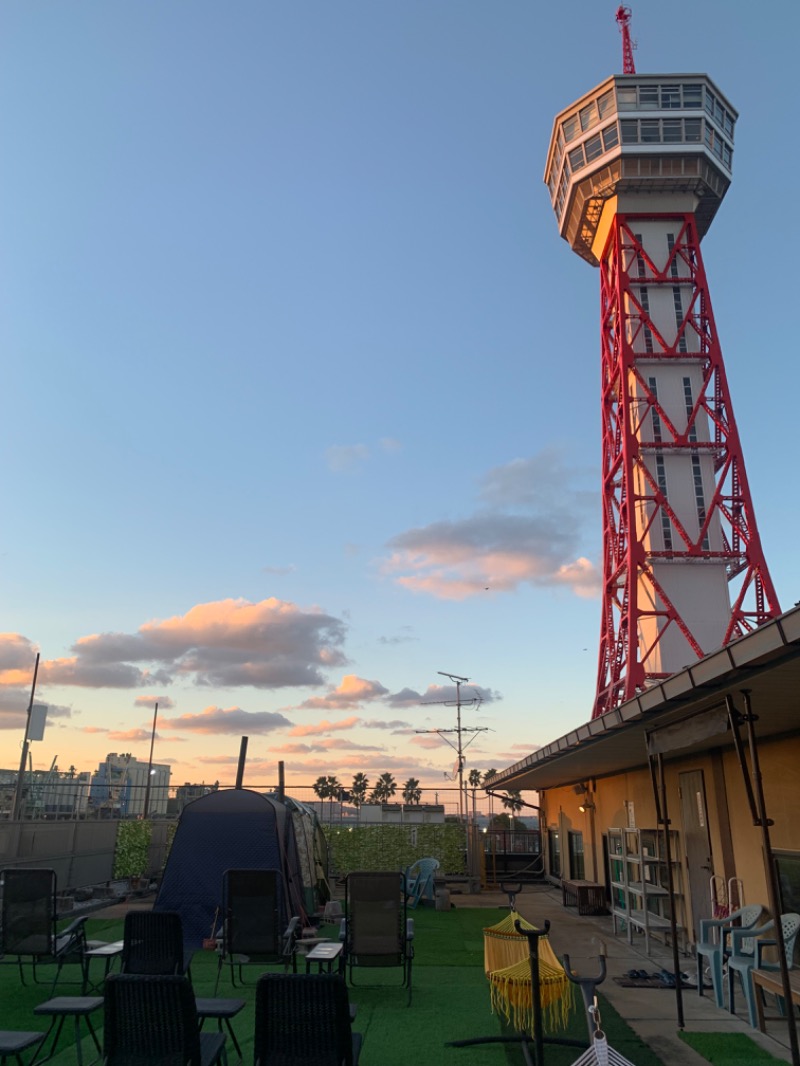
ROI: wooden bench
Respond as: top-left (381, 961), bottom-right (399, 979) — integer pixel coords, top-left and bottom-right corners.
top-left (561, 879), bottom-right (608, 916)
top-left (751, 967), bottom-right (800, 1031)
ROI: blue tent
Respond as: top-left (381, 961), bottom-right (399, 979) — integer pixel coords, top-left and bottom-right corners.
top-left (154, 788), bottom-right (307, 949)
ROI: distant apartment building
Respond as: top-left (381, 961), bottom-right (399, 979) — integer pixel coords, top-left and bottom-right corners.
top-left (171, 781), bottom-right (219, 814)
top-left (90, 752), bottom-right (171, 818)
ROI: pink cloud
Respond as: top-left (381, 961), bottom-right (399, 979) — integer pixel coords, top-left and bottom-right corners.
top-left (289, 716), bottom-right (359, 738)
top-left (298, 675), bottom-right (388, 710)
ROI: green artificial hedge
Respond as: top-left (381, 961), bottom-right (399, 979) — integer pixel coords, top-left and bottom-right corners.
top-left (325, 822), bottom-right (467, 877)
top-left (113, 819), bottom-right (152, 879)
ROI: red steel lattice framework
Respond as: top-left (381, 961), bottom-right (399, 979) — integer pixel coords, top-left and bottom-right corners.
top-left (593, 213), bottom-right (781, 717)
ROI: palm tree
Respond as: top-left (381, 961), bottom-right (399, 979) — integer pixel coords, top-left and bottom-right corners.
top-left (351, 773), bottom-right (369, 808)
top-left (312, 775), bottom-right (341, 823)
top-left (312, 775), bottom-right (330, 815)
top-left (325, 775), bottom-right (342, 823)
top-left (467, 769), bottom-right (482, 788)
top-left (370, 772), bottom-right (397, 803)
top-left (484, 768), bottom-right (497, 822)
top-left (402, 778), bottom-right (421, 805)
top-left (500, 789), bottom-right (524, 816)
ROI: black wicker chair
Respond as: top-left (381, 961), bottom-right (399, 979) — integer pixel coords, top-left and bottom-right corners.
top-left (121, 911), bottom-right (187, 976)
top-left (254, 973), bottom-right (362, 1066)
top-left (121, 911), bottom-right (245, 1058)
top-left (103, 973), bottom-right (225, 1066)
top-left (214, 869), bottom-right (298, 994)
top-left (0, 868), bottom-right (88, 993)
top-left (341, 871), bottom-right (414, 1005)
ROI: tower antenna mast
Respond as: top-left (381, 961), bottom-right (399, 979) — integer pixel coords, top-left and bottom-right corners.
top-left (616, 5), bottom-right (636, 74)
top-left (417, 671), bottom-right (488, 822)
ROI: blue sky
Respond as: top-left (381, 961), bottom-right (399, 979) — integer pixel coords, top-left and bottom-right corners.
top-left (1, 1), bottom-right (798, 792)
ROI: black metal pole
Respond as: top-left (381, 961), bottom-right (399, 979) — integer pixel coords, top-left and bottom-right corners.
top-left (740, 690), bottom-right (800, 1066)
top-left (142, 702), bottom-right (158, 819)
top-left (656, 751), bottom-right (684, 1029)
top-left (235, 737), bottom-right (248, 789)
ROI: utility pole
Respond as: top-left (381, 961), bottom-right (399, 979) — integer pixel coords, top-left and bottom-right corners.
top-left (417, 671), bottom-right (488, 822)
top-left (11, 653), bottom-right (40, 822)
top-left (143, 702), bottom-right (158, 819)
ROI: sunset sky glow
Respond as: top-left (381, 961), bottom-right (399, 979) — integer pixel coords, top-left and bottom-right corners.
top-left (2, 1), bottom-right (798, 794)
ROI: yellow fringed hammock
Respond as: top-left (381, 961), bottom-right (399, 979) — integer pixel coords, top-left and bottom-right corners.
top-left (483, 911), bottom-right (574, 1035)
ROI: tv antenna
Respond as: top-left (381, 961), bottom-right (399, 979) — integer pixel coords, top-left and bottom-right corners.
top-left (417, 671), bottom-right (489, 821)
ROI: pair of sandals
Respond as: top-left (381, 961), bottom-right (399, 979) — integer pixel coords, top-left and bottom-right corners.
top-left (625, 968), bottom-right (689, 984)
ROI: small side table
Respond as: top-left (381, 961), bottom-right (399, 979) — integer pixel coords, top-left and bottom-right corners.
top-left (82, 940), bottom-right (125, 993)
top-left (195, 997), bottom-right (246, 1058)
top-left (31, 997), bottom-right (103, 1066)
top-left (0, 1031), bottom-right (45, 1066)
top-left (304, 942), bottom-right (343, 974)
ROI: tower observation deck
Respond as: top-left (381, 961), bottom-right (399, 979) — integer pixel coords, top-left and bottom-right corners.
top-left (544, 74), bottom-right (781, 717)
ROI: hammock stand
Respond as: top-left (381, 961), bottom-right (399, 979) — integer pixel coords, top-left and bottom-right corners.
top-left (448, 917), bottom-right (600, 1066)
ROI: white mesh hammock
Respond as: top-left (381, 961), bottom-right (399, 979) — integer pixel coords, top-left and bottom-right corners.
top-left (568, 1004), bottom-right (639, 1066)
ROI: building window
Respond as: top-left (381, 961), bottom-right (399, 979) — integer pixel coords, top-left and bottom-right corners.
top-left (580, 102), bottom-right (597, 131)
top-left (584, 133), bottom-right (603, 163)
top-left (666, 233), bottom-right (680, 278)
top-left (568, 831), bottom-right (585, 880)
top-left (597, 89), bottom-right (615, 119)
top-left (569, 145), bottom-right (585, 172)
top-left (548, 828), bottom-right (562, 879)
top-left (562, 115), bottom-right (579, 143)
top-left (673, 287), bottom-right (688, 353)
top-left (602, 123), bottom-right (620, 151)
top-left (661, 84), bottom-right (681, 109)
top-left (617, 86), bottom-right (637, 110)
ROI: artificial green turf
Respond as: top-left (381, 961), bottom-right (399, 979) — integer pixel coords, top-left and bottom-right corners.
top-left (0, 908), bottom-right (666, 1065)
top-left (679, 1031), bottom-right (787, 1064)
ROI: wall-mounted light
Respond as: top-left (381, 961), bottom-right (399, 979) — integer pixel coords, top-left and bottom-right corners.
top-left (579, 801), bottom-right (595, 813)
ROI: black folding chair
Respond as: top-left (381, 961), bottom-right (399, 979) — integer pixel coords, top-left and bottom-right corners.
top-left (214, 869), bottom-right (299, 994)
top-left (341, 871), bottom-right (414, 1005)
top-left (0, 868), bottom-right (88, 993)
top-left (103, 973), bottom-right (225, 1066)
top-left (254, 973), bottom-right (362, 1066)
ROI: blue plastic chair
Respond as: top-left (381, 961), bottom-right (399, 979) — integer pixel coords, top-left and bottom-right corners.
top-left (728, 912), bottom-right (800, 1027)
top-left (696, 904), bottom-right (763, 1009)
top-left (404, 858), bottom-right (440, 909)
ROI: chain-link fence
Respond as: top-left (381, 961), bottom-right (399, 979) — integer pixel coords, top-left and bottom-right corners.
top-left (0, 775), bottom-right (537, 829)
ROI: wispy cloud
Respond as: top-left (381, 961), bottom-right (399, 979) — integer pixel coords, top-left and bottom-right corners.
top-left (289, 716), bottom-right (359, 737)
top-left (381, 449), bottom-right (600, 600)
top-left (134, 695), bottom-right (175, 709)
top-left (159, 705), bottom-right (292, 735)
top-left (325, 444), bottom-right (370, 472)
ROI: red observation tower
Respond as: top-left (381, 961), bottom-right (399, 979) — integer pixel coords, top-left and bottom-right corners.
top-left (544, 16), bottom-right (781, 718)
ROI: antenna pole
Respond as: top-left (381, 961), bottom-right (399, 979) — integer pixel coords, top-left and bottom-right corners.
top-left (418, 671), bottom-right (488, 822)
top-left (615, 5), bottom-right (636, 74)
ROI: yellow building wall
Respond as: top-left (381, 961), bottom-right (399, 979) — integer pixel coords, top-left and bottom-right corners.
top-left (538, 733), bottom-right (800, 949)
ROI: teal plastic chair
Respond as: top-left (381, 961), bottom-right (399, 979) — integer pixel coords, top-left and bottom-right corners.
top-left (696, 904), bottom-right (763, 1009)
top-left (728, 912), bottom-right (800, 1027)
top-left (404, 858), bottom-right (439, 910)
